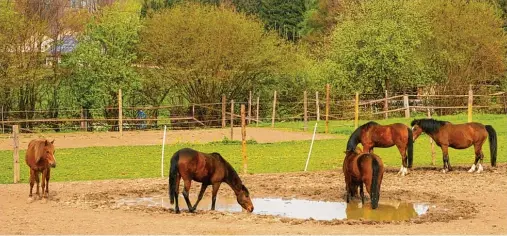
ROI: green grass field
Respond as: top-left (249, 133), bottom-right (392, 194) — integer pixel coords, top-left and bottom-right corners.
top-left (1, 113), bottom-right (505, 184)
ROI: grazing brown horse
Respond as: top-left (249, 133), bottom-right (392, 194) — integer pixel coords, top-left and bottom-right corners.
top-left (346, 121), bottom-right (413, 176)
top-left (343, 149), bottom-right (384, 209)
top-left (411, 119), bottom-right (497, 173)
top-left (169, 148), bottom-right (254, 213)
top-left (25, 139), bottom-right (56, 199)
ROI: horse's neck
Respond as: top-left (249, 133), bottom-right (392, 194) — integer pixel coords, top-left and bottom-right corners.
top-left (224, 168), bottom-right (242, 193)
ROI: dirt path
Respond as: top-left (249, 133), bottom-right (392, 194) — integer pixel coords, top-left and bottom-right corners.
top-left (0, 128), bottom-right (339, 151)
top-left (1, 165), bottom-right (506, 234)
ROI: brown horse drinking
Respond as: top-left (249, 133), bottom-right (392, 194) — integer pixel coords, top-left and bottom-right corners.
top-left (411, 119), bottom-right (497, 173)
top-left (343, 149), bottom-right (384, 209)
top-left (346, 121), bottom-right (413, 176)
top-left (169, 148), bottom-right (254, 213)
top-left (25, 139), bottom-right (56, 199)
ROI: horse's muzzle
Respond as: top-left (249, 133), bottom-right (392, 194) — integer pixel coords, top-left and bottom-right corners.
top-left (50, 163), bottom-right (56, 168)
top-left (247, 206), bottom-right (254, 212)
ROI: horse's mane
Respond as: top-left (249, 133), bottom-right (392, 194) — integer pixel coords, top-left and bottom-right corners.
top-left (210, 152), bottom-right (248, 194)
top-left (411, 118), bottom-right (449, 134)
top-left (346, 121), bottom-right (379, 151)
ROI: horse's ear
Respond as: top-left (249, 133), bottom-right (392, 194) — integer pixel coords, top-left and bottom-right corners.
top-left (51, 139), bottom-right (55, 144)
top-left (355, 147), bottom-right (362, 153)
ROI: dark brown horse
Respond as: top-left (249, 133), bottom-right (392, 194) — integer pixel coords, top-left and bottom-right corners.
top-left (411, 119), bottom-right (497, 173)
top-left (25, 139), bottom-right (56, 199)
top-left (343, 148), bottom-right (384, 209)
top-left (346, 121), bottom-right (413, 176)
top-left (169, 148), bottom-right (254, 213)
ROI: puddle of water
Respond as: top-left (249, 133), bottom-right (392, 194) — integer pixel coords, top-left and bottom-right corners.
top-left (116, 195), bottom-right (429, 221)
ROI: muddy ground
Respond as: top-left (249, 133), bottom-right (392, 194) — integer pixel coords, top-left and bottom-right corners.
top-left (1, 164), bottom-right (506, 234)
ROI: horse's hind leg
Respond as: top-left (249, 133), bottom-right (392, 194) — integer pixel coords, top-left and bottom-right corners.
top-left (396, 144), bottom-right (408, 176)
top-left (44, 169), bottom-right (50, 198)
top-left (182, 179), bottom-right (194, 212)
top-left (174, 174), bottom-right (181, 214)
top-left (469, 141), bottom-right (485, 173)
top-left (34, 171), bottom-right (41, 199)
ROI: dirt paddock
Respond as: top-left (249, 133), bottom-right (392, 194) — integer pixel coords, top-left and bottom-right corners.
top-left (1, 164), bottom-right (506, 234)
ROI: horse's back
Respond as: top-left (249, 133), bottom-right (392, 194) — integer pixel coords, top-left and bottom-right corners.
top-left (175, 148), bottom-right (225, 183)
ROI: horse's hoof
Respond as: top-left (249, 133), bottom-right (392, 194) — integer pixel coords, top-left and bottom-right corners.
top-left (41, 198), bottom-right (48, 204)
top-left (441, 169), bottom-right (447, 173)
top-left (175, 209), bottom-right (181, 214)
top-left (27, 197), bottom-right (34, 203)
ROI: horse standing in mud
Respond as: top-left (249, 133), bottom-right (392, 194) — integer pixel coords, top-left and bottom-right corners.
top-left (411, 118), bottom-right (497, 173)
top-left (25, 139), bottom-right (57, 199)
top-left (169, 148), bottom-right (254, 213)
top-left (343, 149), bottom-right (384, 209)
top-left (346, 122), bottom-right (413, 176)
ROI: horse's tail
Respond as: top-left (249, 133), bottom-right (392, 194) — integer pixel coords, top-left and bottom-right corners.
top-left (169, 150), bottom-right (180, 205)
top-left (407, 127), bottom-right (414, 168)
top-left (346, 126), bottom-right (362, 152)
top-left (485, 125), bottom-right (497, 167)
top-left (370, 157), bottom-right (380, 209)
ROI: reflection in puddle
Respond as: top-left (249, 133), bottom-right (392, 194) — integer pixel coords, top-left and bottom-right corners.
top-left (116, 195), bottom-right (429, 221)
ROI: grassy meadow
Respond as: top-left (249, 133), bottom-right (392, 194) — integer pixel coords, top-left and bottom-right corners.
top-left (1, 113), bottom-right (505, 184)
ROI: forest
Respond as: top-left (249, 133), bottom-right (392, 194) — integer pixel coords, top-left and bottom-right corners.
top-left (0, 0), bottom-right (506, 130)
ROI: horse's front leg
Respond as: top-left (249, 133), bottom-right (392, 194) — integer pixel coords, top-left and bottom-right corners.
top-left (359, 184), bottom-right (365, 205)
top-left (182, 179), bottom-right (194, 212)
top-left (191, 184), bottom-right (208, 212)
top-left (441, 145), bottom-right (452, 173)
top-left (41, 169), bottom-right (47, 199)
top-left (396, 145), bottom-right (408, 176)
top-left (211, 183), bottom-right (221, 211)
top-left (34, 171), bottom-right (41, 199)
top-left (45, 169), bottom-right (51, 198)
top-left (29, 169), bottom-right (35, 198)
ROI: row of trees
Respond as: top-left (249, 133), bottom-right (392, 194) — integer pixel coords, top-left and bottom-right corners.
top-left (0, 0), bottom-right (506, 129)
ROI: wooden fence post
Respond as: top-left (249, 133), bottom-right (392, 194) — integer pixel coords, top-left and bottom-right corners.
top-left (325, 84), bottom-right (330, 134)
top-left (304, 91), bottom-right (308, 131)
top-left (222, 95), bottom-right (226, 128)
top-left (1, 105), bottom-right (4, 134)
top-left (271, 91), bottom-right (277, 128)
top-left (248, 91), bottom-right (252, 125)
top-left (427, 109), bottom-right (435, 166)
top-left (230, 100), bottom-right (234, 140)
top-left (403, 94), bottom-right (410, 118)
top-left (13, 125), bottom-right (20, 183)
top-left (503, 92), bottom-right (507, 115)
top-left (384, 90), bottom-right (388, 119)
top-left (354, 92), bottom-right (359, 129)
top-left (118, 88), bottom-right (123, 136)
top-left (468, 85), bottom-right (473, 122)
top-left (241, 105), bottom-right (247, 174)
top-left (315, 91), bottom-right (320, 121)
top-left (80, 107), bottom-right (85, 131)
top-left (256, 97), bottom-right (260, 127)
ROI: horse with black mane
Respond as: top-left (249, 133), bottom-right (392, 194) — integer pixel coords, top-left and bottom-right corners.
top-left (169, 148), bottom-right (254, 213)
top-left (411, 118), bottom-right (497, 173)
top-left (346, 121), bottom-right (413, 176)
top-left (343, 148), bottom-right (384, 209)
top-left (25, 139), bottom-right (56, 199)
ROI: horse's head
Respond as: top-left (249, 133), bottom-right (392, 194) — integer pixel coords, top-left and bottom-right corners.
top-left (410, 119), bottom-right (423, 141)
top-left (42, 140), bottom-right (56, 168)
top-left (236, 184), bottom-right (254, 213)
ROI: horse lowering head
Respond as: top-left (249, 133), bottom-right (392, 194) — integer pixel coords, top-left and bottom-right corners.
top-left (42, 140), bottom-right (56, 168)
top-left (410, 119), bottom-right (424, 141)
top-left (236, 184), bottom-right (254, 212)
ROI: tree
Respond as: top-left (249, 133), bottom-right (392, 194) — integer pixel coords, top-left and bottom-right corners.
top-left (419, 0), bottom-right (507, 93)
top-left (259, 0), bottom-right (306, 41)
top-left (328, 0), bottom-right (433, 95)
top-left (138, 2), bottom-right (291, 123)
top-left (64, 2), bottom-right (141, 124)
